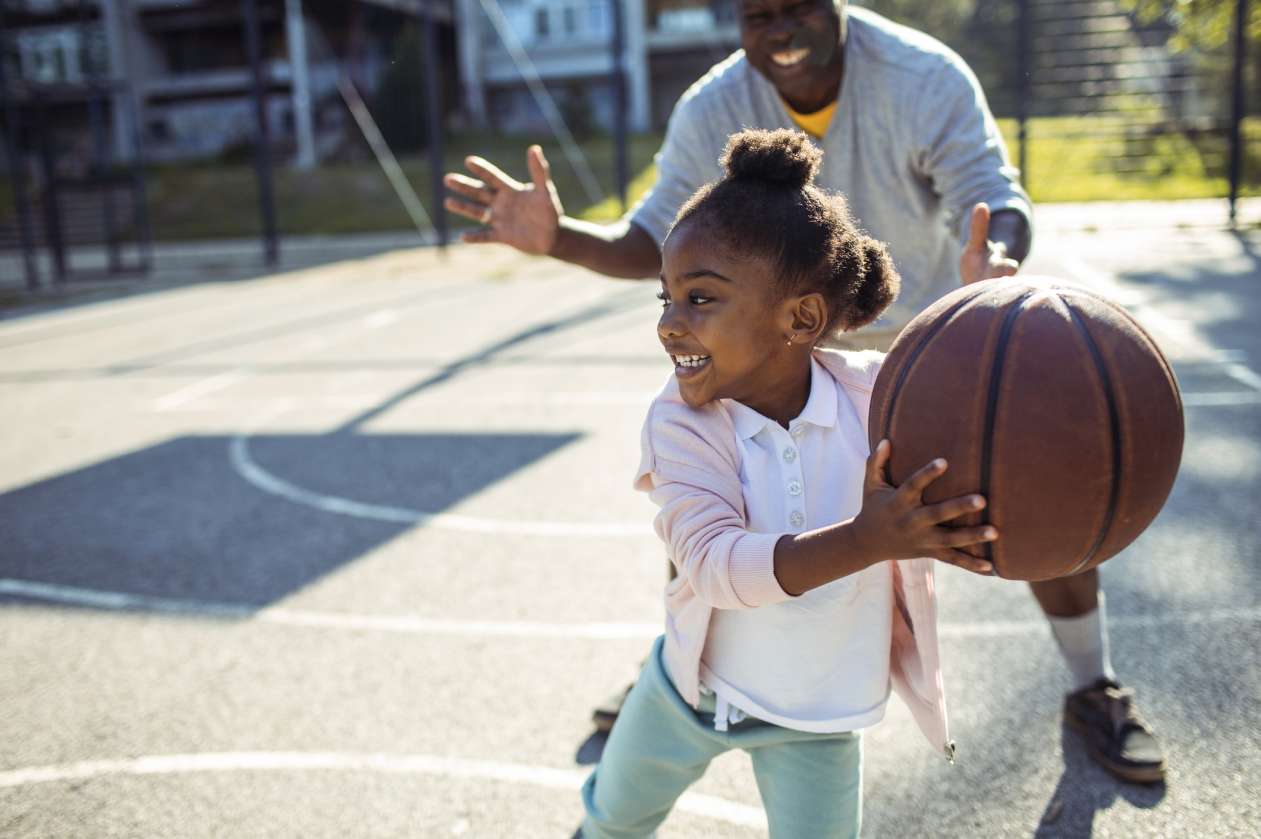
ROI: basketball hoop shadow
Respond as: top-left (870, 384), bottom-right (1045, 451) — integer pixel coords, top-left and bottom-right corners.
top-left (0, 430), bottom-right (583, 610)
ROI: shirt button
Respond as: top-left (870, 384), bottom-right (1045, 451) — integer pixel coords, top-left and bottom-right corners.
top-left (787, 480), bottom-right (802, 496)
top-left (782, 447), bottom-right (797, 463)
top-left (790, 510), bottom-right (805, 528)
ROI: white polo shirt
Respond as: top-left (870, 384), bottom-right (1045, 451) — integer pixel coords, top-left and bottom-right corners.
top-left (700, 358), bottom-right (893, 733)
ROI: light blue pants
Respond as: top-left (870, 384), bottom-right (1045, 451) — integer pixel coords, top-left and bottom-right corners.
top-left (581, 636), bottom-right (863, 839)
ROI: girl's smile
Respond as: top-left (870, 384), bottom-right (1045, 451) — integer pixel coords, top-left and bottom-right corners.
top-left (669, 353), bottom-right (712, 376)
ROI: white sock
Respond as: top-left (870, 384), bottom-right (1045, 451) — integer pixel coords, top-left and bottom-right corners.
top-left (1046, 591), bottom-right (1117, 690)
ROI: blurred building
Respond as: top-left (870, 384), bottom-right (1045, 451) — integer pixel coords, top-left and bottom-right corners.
top-left (0, 0), bottom-right (454, 166)
top-left (453, 0), bottom-right (740, 134)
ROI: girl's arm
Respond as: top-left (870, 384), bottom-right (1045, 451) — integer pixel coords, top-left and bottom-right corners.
top-left (773, 440), bottom-right (999, 596)
top-left (647, 474), bottom-right (788, 611)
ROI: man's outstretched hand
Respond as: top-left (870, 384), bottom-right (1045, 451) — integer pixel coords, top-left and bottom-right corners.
top-left (960, 203), bottom-right (1021, 285)
top-left (443, 145), bottom-right (563, 255)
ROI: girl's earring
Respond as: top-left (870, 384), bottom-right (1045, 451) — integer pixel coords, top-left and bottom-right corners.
top-left (785, 335), bottom-right (794, 347)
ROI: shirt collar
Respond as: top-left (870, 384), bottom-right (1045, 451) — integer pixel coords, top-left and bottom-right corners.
top-left (727, 357), bottom-right (838, 441)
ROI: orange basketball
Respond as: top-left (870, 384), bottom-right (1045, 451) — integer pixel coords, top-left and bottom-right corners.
top-left (868, 277), bottom-right (1184, 581)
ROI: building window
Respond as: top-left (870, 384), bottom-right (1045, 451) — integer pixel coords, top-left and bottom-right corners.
top-left (563, 5), bottom-right (577, 35)
top-left (534, 7), bottom-right (550, 39)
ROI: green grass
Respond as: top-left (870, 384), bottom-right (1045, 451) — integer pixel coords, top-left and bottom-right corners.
top-left (996, 116), bottom-right (1261, 202)
top-left (5, 118), bottom-right (1258, 241)
top-left (142, 131), bottom-right (662, 240)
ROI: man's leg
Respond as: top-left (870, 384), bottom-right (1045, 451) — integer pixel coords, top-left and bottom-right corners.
top-left (590, 562), bottom-right (677, 734)
top-left (1030, 570), bottom-right (1166, 783)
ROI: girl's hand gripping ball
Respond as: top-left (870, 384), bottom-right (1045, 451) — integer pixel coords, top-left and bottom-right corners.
top-left (852, 440), bottom-right (998, 575)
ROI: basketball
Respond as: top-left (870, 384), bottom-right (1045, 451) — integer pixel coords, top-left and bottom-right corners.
top-left (868, 276), bottom-right (1184, 581)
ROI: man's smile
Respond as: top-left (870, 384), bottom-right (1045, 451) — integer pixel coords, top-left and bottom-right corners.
top-left (771, 47), bottom-right (811, 68)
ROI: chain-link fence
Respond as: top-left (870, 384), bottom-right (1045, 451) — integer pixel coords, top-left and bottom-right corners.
top-left (865, 0), bottom-right (1258, 208)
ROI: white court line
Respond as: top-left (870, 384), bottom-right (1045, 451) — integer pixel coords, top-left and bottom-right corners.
top-left (5, 578), bottom-right (1260, 641)
top-left (228, 430), bottom-right (649, 537)
top-left (1182, 391), bottom-right (1261, 407)
top-left (146, 305), bottom-right (402, 413)
top-left (152, 371), bottom-right (247, 413)
top-left (0, 750), bottom-right (766, 827)
top-left (362, 310), bottom-right (399, 330)
top-left (1224, 362), bottom-right (1261, 392)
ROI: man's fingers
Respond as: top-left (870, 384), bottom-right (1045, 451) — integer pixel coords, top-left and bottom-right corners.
top-left (464, 155), bottom-right (518, 191)
top-left (527, 145), bottom-right (552, 190)
top-left (460, 228), bottom-right (501, 245)
top-left (445, 196), bottom-right (491, 223)
top-left (935, 549), bottom-right (995, 576)
top-left (991, 258), bottom-right (1019, 278)
top-left (444, 173), bottom-right (495, 205)
top-left (965, 203), bottom-right (990, 253)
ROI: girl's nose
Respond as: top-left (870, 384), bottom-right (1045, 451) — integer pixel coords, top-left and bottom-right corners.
top-left (657, 310), bottom-right (685, 340)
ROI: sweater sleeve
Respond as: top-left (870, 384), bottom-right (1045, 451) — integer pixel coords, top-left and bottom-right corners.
top-left (910, 53), bottom-right (1033, 246)
top-left (634, 400), bottom-right (793, 610)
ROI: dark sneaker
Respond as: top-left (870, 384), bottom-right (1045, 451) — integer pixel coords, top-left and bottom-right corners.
top-left (1064, 678), bottom-right (1167, 784)
top-left (591, 683), bottom-right (633, 734)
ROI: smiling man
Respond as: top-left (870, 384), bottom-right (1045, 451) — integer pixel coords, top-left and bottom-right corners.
top-left (445, 0), bottom-right (1165, 786)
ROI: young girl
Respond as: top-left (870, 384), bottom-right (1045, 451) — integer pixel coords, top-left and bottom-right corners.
top-left (579, 129), bottom-right (1000, 839)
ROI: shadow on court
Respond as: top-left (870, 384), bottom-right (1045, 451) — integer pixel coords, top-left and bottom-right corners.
top-left (0, 432), bottom-right (580, 608)
top-left (1032, 726), bottom-right (1166, 838)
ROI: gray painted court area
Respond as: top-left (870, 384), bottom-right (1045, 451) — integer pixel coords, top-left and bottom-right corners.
top-left (1, 203), bottom-right (1259, 837)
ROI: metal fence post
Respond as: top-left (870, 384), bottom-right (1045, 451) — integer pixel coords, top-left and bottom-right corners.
top-left (422, 3), bottom-right (448, 248)
top-left (1017, 0), bottom-right (1033, 195)
top-left (611, 0), bottom-right (629, 212)
top-left (0, 6), bottom-right (41, 290)
top-left (1228, 0), bottom-right (1250, 225)
top-left (242, 0), bottom-right (279, 266)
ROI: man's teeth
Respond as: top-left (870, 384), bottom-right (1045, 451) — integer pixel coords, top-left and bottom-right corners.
top-left (772, 48), bottom-right (809, 67)
top-left (673, 354), bottom-right (711, 368)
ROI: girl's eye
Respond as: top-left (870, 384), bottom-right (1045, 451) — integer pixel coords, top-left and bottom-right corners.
top-left (655, 291), bottom-right (670, 308)
top-left (689, 293), bottom-right (712, 305)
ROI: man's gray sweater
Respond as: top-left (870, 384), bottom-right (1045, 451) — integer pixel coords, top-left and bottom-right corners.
top-left (630, 7), bottom-right (1033, 330)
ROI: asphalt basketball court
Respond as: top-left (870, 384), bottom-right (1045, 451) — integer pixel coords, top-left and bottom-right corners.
top-left (1, 202), bottom-right (1259, 837)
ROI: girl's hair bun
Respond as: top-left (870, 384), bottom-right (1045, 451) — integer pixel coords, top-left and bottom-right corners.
top-left (721, 128), bottom-right (821, 188)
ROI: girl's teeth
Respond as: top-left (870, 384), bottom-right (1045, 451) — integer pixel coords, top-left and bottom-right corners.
top-left (673, 354), bottom-right (710, 368)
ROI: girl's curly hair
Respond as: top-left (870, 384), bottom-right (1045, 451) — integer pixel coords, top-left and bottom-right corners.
top-left (671, 128), bottom-right (899, 337)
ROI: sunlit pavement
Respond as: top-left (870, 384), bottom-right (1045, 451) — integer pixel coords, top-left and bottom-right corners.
top-left (1, 207), bottom-right (1258, 837)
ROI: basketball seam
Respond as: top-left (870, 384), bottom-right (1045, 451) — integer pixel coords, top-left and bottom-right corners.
top-left (879, 294), bottom-right (980, 447)
top-left (1060, 297), bottom-right (1123, 576)
top-left (980, 293), bottom-right (1036, 571)
top-left (1058, 288), bottom-right (1185, 419)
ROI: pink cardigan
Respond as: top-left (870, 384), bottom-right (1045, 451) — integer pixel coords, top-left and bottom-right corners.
top-left (634, 348), bottom-right (955, 761)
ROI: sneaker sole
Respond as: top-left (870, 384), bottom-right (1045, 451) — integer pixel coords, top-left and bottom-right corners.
top-left (1064, 713), bottom-right (1167, 784)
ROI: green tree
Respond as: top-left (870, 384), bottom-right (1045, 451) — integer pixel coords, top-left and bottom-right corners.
top-left (1120, 0), bottom-right (1260, 116)
top-left (1121, 0), bottom-right (1259, 52)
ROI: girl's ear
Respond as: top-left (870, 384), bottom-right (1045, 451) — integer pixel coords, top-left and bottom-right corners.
top-left (789, 292), bottom-right (828, 342)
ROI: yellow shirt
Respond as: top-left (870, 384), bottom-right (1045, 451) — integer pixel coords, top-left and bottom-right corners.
top-left (784, 100), bottom-right (838, 139)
